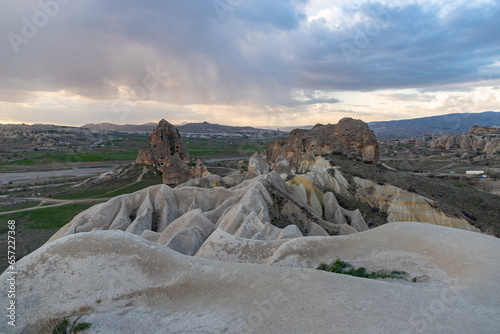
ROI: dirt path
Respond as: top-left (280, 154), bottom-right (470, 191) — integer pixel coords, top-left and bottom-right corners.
top-left (136, 166), bottom-right (148, 182)
top-left (381, 162), bottom-right (396, 171)
top-left (89, 166), bottom-right (148, 198)
top-left (0, 197), bottom-right (110, 215)
top-left (0, 166), bottom-right (148, 215)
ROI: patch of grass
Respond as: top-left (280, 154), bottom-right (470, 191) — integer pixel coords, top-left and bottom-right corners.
top-left (0, 202), bottom-right (100, 234)
top-left (52, 318), bottom-right (70, 334)
top-left (55, 187), bottom-right (124, 200)
top-left (99, 180), bottom-right (161, 198)
top-left (72, 322), bottom-right (91, 332)
top-left (54, 165), bottom-right (162, 200)
top-left (317, 259), bottom-right (409, 280)
top-left (185, 139), bottom-right (268, 158)
top-left (0, 200), bottom-right (39, 213)
top-left (52, 319), bottom-right (91, 333)
top-left (117, 134), bottom-right (148, 142)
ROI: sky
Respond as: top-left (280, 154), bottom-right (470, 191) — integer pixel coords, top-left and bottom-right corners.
top-left (0, 0), bottom-right (499, 128)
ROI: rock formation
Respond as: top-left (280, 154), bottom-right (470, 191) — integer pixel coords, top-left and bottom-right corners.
top-left (169, 152), bottom-right (477, 234)
top-left (3, 222), bottom-right (500, 333)
top-left (353, 177), bottom-right (479, 231)
top-left (136, 119), bottom-right (210, 184)
top-left (468, 125), bottom-right (500, 135)
top-left (189, 158), bottom-right (210, 179)
top-left (265, 118), bottom-right (379, 173)
top-left (484, 140), bottom-right (500, 154)
top-left (48, 171), bottom-right (368, 249)
top-left (5, 116), bottom-right (500, 333)
top-left (247, 152), bottom-right (269, 176)
top-left (429, 130), bottom-right (500, 154)
top-left (4, 133), bottom-right (500, 332)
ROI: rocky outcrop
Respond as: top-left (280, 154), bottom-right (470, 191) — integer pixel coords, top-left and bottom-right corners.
top-left (189, 158), bottom-right (210, 179)
top-left (136, 119), bottom-right (191, 184)
top-left (429, 134), bottom-right (485, 151)
top-left (265, 118), bottom-right (379, 173)
top-left (247, 152), bottom-right (269, 175)
top-left (136, 119), bottom-right (210, 184)
top-left (429, 132), bottom-right (500, 154)
top-left (136, 119), bottom-right (190, 167)
top-left (48, 171), bottom-right (369, 250)
top-left (483, 140), bottom-right (500, 154)
top-left (7, 141), bottom-right (500, 332)
top-left (468, 125), bottom-right (500, 135)
top-left (353, 177), bottom-right (479, 231)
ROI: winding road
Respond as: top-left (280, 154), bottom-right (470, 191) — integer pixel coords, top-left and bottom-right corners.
top-left (0, 166), bottom-right (149, 215)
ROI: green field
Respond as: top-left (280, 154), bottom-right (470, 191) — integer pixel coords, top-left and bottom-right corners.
top-left (102, 180), bottom-right (165, 197)
top-left (186, 139), bottom-right (267, 157)
top-left (3, 150), bottom-right (138, 165)
top-left (54, 179), bottom-right (163, 200)
top-left (0, 202), bottom-right (99, 234)
top-left (111, 134), bottom-right (149, 143)
top-left (0, 201), bottom-right (39, 213)
top-left (0, 137), bottom-right (268, 167)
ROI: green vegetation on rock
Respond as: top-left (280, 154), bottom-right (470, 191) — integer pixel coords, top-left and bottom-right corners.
top-left (317, 259), bottom-right (409, 280)
top-left (52, 318), bottom-right (70, 334)
top-left (72, 322), bottom-right (91, 332)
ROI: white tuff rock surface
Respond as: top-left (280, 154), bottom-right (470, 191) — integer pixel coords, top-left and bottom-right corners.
top-left (2, 159), bottom-right (498, 333)
top-left (1, 223), bottom-right (499, 333)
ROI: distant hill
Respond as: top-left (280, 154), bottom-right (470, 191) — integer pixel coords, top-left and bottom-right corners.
top-left (81, 121), bottom-right (281, 135)
top-left (177, 121), bottom-right (273, 134)
top-left (369, 111), bottom-right (500, 140)
top-left (259, 125), bottom-right (314, 132)
top-left (81, 122), bottom-right (157, 132)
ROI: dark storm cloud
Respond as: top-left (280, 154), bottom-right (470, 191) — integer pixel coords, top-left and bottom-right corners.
top-left (1, 0), bottom-right (499, 108)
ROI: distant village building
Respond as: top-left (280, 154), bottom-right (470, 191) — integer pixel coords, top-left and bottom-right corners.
top-left (466, 171), bottom-right (485, 176)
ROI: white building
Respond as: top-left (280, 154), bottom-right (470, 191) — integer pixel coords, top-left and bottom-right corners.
top-left (466, 171), bottom-right (485, 176)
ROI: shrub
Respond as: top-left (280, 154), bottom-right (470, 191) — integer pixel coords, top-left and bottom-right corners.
top-left (317, 259), bottom-right (408, 280)
top-left (52, 318), bottom-right (69, 334)
top-left (72, 322), bottom-right (91, 332)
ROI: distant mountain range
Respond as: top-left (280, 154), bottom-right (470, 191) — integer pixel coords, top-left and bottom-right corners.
top-left (81, 111), bottom-right (500, 140)
top-left (81, 121), bottom-right (280, 134)
top-left (176, 121), bottom-right (276, 134)
top-left (368, 111), bottom-right (500, 140)
top-left (81, 122), bottom-right (158, 132)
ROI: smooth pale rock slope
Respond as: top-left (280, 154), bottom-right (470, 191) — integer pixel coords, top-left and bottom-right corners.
top-left (1, 223), bottom-right (500, 333)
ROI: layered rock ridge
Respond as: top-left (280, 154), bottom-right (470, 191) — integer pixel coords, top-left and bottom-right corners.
top-left (48, 170), bottom-right (370, 256)
top-left (265, 118), bottom-right (379, 174)
top-left (429, 125), bottom-right (500, 154)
